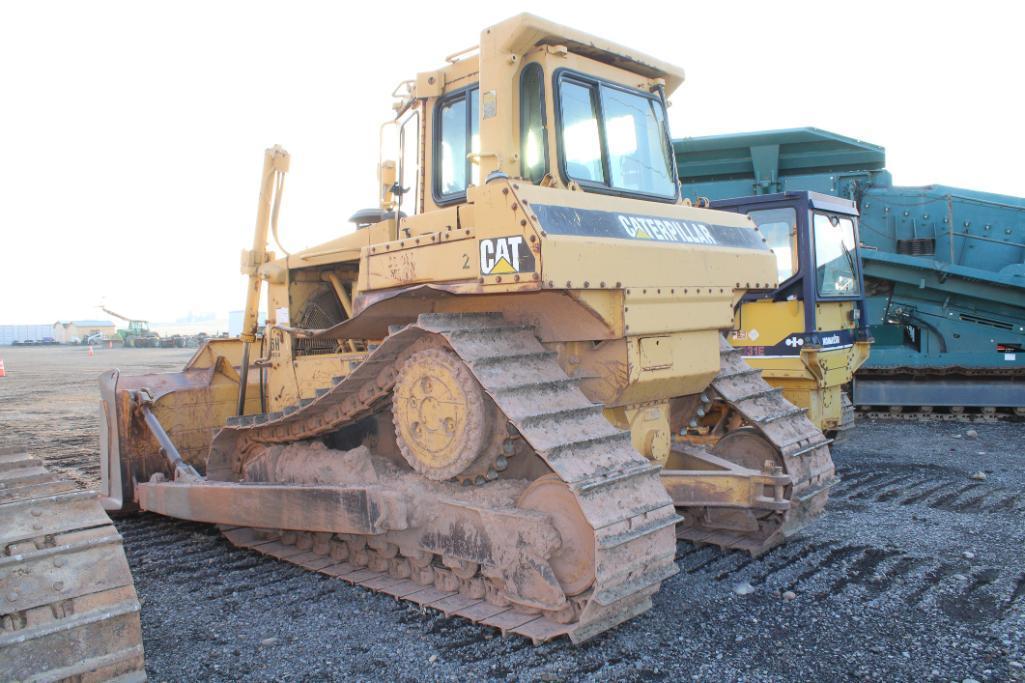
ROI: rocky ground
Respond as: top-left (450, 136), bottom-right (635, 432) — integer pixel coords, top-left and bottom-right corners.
top-left (2, 345), bottom-right (1023, 682)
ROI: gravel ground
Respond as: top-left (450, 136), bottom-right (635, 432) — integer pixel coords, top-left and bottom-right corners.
top-left (2, 345), bottom-right (1024, 682)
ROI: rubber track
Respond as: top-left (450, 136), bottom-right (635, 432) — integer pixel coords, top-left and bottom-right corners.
top-left (677, 338), bottom-right (836, 555)
top-left (0, 445), bottom-right (146, 682)
top-left (214, 313), bottom-right (679, 643)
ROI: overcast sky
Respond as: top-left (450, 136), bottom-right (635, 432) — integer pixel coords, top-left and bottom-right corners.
top-left (3, 1), bottom-right (1022, 325)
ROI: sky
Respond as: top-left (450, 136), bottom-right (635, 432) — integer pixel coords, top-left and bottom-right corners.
top-left (2, 0), bottom-right (1022, 325)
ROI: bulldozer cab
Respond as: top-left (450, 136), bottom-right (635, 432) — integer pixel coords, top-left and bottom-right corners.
top-left (707, 190), bottom-right (870, 435)
top-left (711, 191), bottom-right (868, 352)
top-left (386, 13), bottom-right (684, 226)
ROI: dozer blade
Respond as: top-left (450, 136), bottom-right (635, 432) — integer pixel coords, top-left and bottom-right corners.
top-left (0, 445), bottom-right (146, 683)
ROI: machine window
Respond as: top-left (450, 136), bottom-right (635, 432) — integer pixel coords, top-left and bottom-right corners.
top-left (399, 111), bottom-right (420, 214)
top-left (470, 88), bottom-right (480, 186)
top-left (814, 213), bottom-right (861, 297)
top-left (559, 80), bottom-right (604, 183)
top-left (746, 207), bottom-right (798, 282)
top-left (601, 86), bottom-right (675, 196)
top-left (557, 74), bottom-right (677, 199)
top-left (520, 63), bottom-right (548, 184)
top-left (435, 87), bottom-right (480, 200)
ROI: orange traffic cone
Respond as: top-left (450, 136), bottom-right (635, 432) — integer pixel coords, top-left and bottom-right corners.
top-left (88, 346), bottom-right (94, 357)
top-left (0, 358), bottom-right (6, 377)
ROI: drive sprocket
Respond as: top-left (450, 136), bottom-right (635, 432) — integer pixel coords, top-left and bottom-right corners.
top-left (392, 347), bottom-right (504, 483)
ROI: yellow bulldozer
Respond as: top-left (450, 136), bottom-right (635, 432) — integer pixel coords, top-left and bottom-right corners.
top-left (93, 14), bottom-right (835, 644)
top-left (713, 193), bottom-right (873, 440)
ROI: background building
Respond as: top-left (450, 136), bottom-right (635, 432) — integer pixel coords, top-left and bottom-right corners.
top-left (0, 324), bottom-right (53, 345)
top-left (52, 320), bottom-right (116, 343)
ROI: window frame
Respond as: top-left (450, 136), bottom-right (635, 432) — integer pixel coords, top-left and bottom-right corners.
top-left (398, 108), bottom-right (421, 215)
top-left (745, 206), bottom-right (801, 287)
top-left (552, 68), bottom-right (679, 203)
top-left (432, 84), bottom-right (479, 206)
top-left (519, 62), bottom-right (550, 184)
top-left (811, 211), bottom-right (863, 299)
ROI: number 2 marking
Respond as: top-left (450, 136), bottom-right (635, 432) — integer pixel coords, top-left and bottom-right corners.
top-left (462, 253), bottom-right (470, 269)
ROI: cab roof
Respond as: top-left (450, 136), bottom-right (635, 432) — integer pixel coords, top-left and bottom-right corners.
top-left (487, 14), bottom-right (686, 93)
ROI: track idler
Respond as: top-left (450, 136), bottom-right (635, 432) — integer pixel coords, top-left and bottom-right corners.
top-left (670, 339), bottom-right (837, 555)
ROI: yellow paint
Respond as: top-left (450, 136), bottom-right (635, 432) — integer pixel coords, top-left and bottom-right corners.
top-left (126, 15), bottom-right (806, 476)
top-left (490, 256), bottom-right (516, 274)
top-left (730, 298), bottom-right (869, 432)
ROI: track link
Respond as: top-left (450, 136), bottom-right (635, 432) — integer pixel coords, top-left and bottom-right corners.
top-left (677, 338), bottom-right (836, 555)
top-left (209, 313), bottom-right (678, 643)
top-left (0, 445), bottom-right (145, 682)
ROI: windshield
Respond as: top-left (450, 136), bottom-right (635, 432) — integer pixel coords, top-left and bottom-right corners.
top-left (814, 213), bottom-right (861, 297)
top-left (747, 207), bottom-right (798, 283)
top-left (558, 77), bottom-right (676, 199)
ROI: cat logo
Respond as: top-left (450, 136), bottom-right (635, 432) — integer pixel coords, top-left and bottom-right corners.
top-left (479, 236), bottom-right (534, 275)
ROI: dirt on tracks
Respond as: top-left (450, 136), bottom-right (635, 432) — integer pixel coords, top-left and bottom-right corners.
top-left (2, 345), bottom-right (1024, 682)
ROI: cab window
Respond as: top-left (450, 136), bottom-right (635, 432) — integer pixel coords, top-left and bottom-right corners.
top-left (747, 207), bottom-right (798, 282)
top-left (434, 87), bottom-right (479, 202)
top-left (814, 213), bottom-right (861, 296)
top-left (520, 63), bottom-right (548, 184)
top-left (556, 73), bottom-right (677, 200)
top-left (398, 111), bottom-right (420, 214)
top-left (559, 81), bottom-right (604, 182)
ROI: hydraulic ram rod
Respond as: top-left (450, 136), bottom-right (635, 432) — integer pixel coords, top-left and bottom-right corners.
top-left (238, 146), bottom-right (290, 416)
top-left (135, 389), bottom-right (201, 481)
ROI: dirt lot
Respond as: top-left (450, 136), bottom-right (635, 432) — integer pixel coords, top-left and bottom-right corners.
top-left (2, 345), bottom-right (1024, 682)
